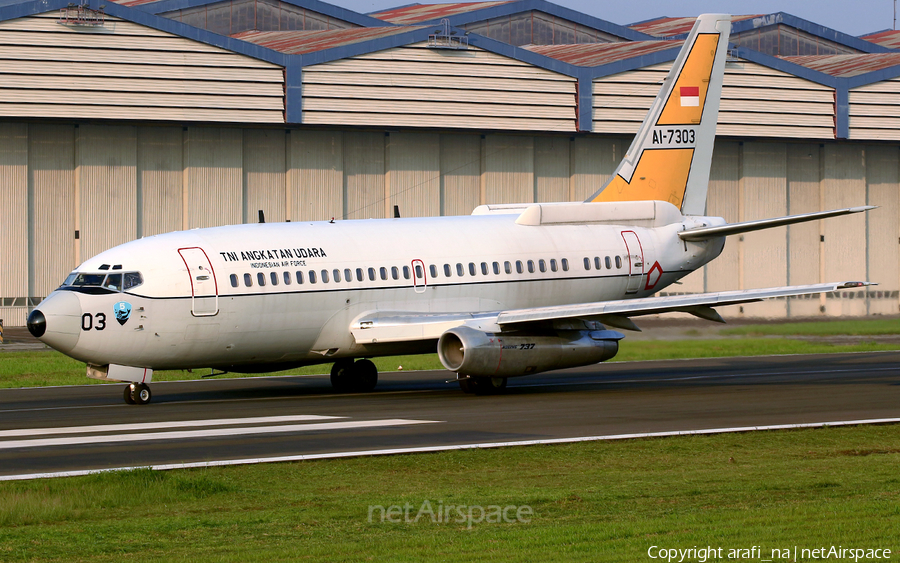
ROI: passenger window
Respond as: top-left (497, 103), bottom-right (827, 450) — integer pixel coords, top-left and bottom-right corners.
top-left (321, 270), bottom-right (330, 283)
top-left (244, 273), bottom-right (253, 287)
top-left (356, 268), bottom-right (364, 282)
top-left (562, 258), bottom-right (569, 271)
top-left (270, 272), bottom-right (278, 286)
top-left (368, 267), bottom-right (376, 281)
top-left (283, 272), bottom-right (291, 285)
top-left (492, 262), bottom-right (500, 275)
top-left (539, 259), bottom-right (546, 273)
top-left (257, 273), bottom-right (266, 286)
top-left (296, 271), bottom-right (304, 284)
top-left (309, 270), bottom-right (317, 284)
top-left (403, 266), bottom-right (410, 279)
top-left (605, 256), bottom-right (612, 269)
top-left (550, 259), bottom-right (557, 272)
top-left (615, 256), bottom-right (622, 269)
top-left (429, 265), bottom-right (437, 278)
top-left (333, 269), bottom-right (341, 283)
top-left (594, 257), bottom-right (602, 270)
top-left (583, 257), bottom-right (591, 270)
top-left (380, 267), bottom-right (387, 280)
top-left (394, 266), bottom-right (401, 280)
top-left (104, 274), bottom-right (122, 291)
top-left (444, 264), bottom-right (452, 277)
top-left (344, 268), bottom-right (352, 282)
top-left (468, 263), bottom-right (476, 276)
top-left (456, 263), bottom-right (464, 276)
top-left (481, 262), bottom-right (488, 275)
top-left (415, 264), bottom-right (423, 278)
top-left (123, 272), bottom-right (143, 290)
top-left (516, 261), bottom-right (523, 274)
top-left (504, 261), bottom-right (512, 274)
top-left (230, 274), bottom-right (239, 288)
top-left (527, 260), bottom-right (535, 274)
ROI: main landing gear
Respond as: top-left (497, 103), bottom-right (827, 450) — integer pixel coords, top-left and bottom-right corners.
top-left (123, 383), bottom-right (152, 405)
top-left (330, 359), bottom-right (378, 393)
top-left (458, 376), bottom-right (508, 395)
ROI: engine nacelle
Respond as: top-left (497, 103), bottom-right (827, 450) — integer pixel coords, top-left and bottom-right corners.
top-left (437, 326), bottom-right (621, 378)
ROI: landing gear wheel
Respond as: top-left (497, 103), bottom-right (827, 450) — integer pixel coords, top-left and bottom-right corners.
top-left (353, 359), bottom-right (378, 393)
top-left (133, 383), bottom-right (152, 405)
top-left (330, 359), bottom-right (379, 393)
top-left (124, 385), bottom-right (136, 404)
top-left (330, 359), bottom-right (355, 392)
top-left (459, 376), bottom-right (507, 395)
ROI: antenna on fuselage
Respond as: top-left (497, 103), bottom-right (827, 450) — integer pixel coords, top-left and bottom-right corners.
top-left (258, 210), bottom-right (265, 224)
top-left (393, 205), bottom-right (401, 218)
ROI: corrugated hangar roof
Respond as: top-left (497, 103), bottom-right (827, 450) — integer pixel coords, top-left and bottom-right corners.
top-left (862, 30), bottom-right (900, 50)
top-left (233, 27), bottom-right (422, 54)
top-left (782, 53), bottom-right (900, 77)
top-left (372, 1), bottom-right (512, 24)
top-left (527, 40), bottom-right (681, 67)
top-left (630, 15), bottom-right (758, 37)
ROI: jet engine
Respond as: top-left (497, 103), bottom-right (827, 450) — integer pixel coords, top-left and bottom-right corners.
top-left (437, 325), bottom-right (622, 378)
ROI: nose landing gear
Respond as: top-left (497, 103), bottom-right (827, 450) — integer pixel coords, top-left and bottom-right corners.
top-left (124, 383), bottom-right (152, 405)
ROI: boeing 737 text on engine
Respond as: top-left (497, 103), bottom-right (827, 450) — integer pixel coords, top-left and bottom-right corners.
top-left (27, 14), bottom-right (874, 404)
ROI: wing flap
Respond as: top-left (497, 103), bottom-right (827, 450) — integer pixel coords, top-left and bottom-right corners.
top-left (496, 282), bottom-right (873, 327)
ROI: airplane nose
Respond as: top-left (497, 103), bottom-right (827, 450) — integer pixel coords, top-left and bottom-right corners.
top-left (30, 291), bottom-right (82, 354)
top-left (26, 309), bottom-right (46, 338)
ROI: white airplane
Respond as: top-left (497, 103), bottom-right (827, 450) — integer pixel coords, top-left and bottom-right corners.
top-left (27, 14), bottom-right (873, 405)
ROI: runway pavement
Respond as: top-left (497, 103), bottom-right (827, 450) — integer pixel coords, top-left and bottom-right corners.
top-left (1, 351), bottom-right (899, 480)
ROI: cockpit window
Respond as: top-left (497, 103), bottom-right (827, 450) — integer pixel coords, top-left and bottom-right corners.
top-left (61, 271), bottom-right (143, 293)
top-left (123, 272), bottom-right (143, 290)
top-left (72, 273), bottom-right (106, 286)
top-left (104, 273), bottom-right (122, 291)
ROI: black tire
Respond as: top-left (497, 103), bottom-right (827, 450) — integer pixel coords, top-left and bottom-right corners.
top-left (471, 376), bottom-right (508, 395)
top-left (353, 359), bottom-right (378, 393)
top-left (330, 359), bottom-right (355, 392)
top-left (133, 383), bottom-right (152, 405)
top-left (458, 378), bottom-right (476, 393)
top-left (124, 385), bottom-right (136, 405)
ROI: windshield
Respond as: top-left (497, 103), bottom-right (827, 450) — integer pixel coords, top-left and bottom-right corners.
top-left (60, 272), bottom-right (143, 292)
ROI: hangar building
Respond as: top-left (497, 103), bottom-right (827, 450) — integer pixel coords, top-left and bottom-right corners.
top-left (1, 0), bottom-right (899, 325)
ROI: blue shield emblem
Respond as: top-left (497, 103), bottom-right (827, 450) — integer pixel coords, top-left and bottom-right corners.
top-left (114, 301), bottom-right (132, 325)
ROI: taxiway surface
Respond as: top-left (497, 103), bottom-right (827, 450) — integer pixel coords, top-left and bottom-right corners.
top-left (1, 351), bottom-right (898, 479)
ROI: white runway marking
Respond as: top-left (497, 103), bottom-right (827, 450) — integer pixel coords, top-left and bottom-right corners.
top-left (0, 415), bottom-right (342, 438)
top-left (0, 418), bottom-right (441, 451)
top-left (1, 417), bottom-right (897, 481)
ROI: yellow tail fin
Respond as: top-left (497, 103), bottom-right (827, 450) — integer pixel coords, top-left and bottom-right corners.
top-left (587, 14), bottom-right (731, 216)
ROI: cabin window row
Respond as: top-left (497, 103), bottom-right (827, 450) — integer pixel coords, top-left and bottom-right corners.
top-left (229, 266), bottom-right (409, 288)
top-left (583, 255), bottom-right (622, 271)
top-left (228, 258), bottom-right (574, 289)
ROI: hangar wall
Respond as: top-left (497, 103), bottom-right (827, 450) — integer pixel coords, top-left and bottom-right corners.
top-left (1, 121), bottom-right (897, 325)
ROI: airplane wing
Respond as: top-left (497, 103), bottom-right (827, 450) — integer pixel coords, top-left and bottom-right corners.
top-left (350, 281), bottom-right (872, 343)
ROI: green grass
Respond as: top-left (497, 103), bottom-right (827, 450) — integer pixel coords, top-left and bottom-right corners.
top-left (0, 424), bottom-right (897, 561)
top-left (2, 338), bottom-right (899, 389)
top-left (719, 318), bottom-right (900, 336)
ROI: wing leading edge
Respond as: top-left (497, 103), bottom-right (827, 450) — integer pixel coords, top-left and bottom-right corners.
top-left (351, 281), bottom-right (874, 344)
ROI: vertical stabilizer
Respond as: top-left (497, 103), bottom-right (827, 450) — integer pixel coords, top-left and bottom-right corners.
top-left (586, 14), bottom-right (731, 216)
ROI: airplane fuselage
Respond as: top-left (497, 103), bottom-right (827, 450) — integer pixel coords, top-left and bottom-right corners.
top-left (36, 206), bottom-right (725, 372)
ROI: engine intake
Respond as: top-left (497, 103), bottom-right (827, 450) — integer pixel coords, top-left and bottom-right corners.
top-left (437, 326), bottom-right (621, 378)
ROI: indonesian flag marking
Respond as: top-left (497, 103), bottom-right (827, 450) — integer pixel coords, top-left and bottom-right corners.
top-left (680, 86), bottom-right (700, 107)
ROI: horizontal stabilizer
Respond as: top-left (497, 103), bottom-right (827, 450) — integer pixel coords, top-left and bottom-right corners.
top-left (678, 206), bottom-right (875, 241)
